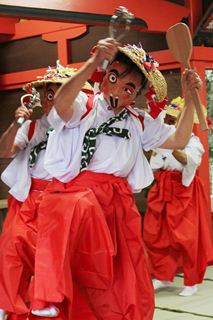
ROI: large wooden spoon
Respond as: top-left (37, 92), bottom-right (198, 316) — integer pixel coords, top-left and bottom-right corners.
top-left (166, 22), bottom-right (208, 131)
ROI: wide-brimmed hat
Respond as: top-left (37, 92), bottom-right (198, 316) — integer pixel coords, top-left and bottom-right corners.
top-left (118, 43), bottom-right (167, 102)
top-left (165, 96), bottom-right (184, 118)
top-left (23, 61), bottom-right (93, 94)
top-left (166, 96), bottom-right (207, 123)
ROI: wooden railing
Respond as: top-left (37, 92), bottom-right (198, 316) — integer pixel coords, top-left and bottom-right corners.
top-left (0, 199), bottom-right (8, 210)
top-left (0, 199), bottom-right (8, 232)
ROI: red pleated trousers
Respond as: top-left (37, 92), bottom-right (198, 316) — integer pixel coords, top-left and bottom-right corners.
top-left (32, 171), bottom-right (154, 320)
top-left (144, 170), bottom-right (213, 286)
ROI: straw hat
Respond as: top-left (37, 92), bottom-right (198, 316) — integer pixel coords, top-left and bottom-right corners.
top-left (23, 60), bottom-right (93, 94)
top-left (165, 96), bottom-right (207, 123)
top-left (165, 96), bottom-right (184, 118)
top-left (118, 43), bottom-right (167, 102)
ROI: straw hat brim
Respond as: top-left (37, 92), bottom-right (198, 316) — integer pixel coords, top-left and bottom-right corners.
top-left (23, 78), bottom-right (93, 94)
top-left (165, 106), bottom-right (181, 118)
top-left (118, 46), bottom-right (167, 102)
top-left (165, 104), bottom-right (207, 124)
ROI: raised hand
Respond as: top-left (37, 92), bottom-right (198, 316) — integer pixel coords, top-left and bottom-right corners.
top-left (15, 105), bottom-right (33, 124)
top-left (182, 69), bottom-right (202, 105)
top-left (91, 38), bottom-right (119, 68)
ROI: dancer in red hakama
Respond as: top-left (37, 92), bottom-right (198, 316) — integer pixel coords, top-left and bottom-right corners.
top-left (29, 38), bottom-right (202, 319)
top-left (143, 98), bottom-right (213, 297)
top-left (0, 64), bottom-right (94, 320)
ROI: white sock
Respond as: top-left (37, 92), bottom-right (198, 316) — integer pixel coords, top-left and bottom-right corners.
top-left (31, 305), bottom-right (59, 318)
top-left (153, 279), bottom-right (172, 290)
top-left (179, 285), bottom-right (198, 297)
top-left (0, 309), bottom-right (7, 320)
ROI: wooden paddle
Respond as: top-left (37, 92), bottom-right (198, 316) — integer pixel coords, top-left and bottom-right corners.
top-left (166, 22), bottom-right (208, 131)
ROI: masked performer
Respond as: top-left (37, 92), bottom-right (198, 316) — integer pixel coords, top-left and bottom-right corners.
top-left (0, 63), bottom-right (93, 320)
top-left (144, 97), bottom-right (213, 297)
top-left (28, 38), bottom-right (201, 319)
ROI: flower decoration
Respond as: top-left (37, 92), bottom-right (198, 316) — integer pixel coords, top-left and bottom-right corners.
top-left (170, 97), bottom-right (184, 110)
top-left (23, 60), bottom-right (93, 94)
top-left (36, 60), bottom-right (78, 83)
top-left (125, 43), bottom-right (159, 71)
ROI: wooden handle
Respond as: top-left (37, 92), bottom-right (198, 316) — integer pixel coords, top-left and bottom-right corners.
top-left (191, 89), bottom-right (208, 130)
top-left (184, 62), bottom-right (208, 131)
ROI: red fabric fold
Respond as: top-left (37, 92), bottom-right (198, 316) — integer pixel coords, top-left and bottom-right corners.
top-left (144, 170), bottom-right (213, 285)
top-left (0, 179), bottom-right (50, 315)
top-left (33, 171), bottom-right (154, 319)
top-left (1, 174), bottom-right (154, 319)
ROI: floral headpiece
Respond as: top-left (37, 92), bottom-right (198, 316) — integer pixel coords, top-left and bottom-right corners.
top-left (23, 60), bottom-right (93, 94)
top-left (118, 43), bottom-right (167, 102)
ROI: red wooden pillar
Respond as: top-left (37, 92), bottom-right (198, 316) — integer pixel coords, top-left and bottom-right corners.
top-left (190, 59), bottom-right (211, 213)
top-left (42, 25), bottom-right (87, 66)
top-left (0, 17), bottom-right (18, 34)
top-left (185, 0), bottom-right (203, 33)
top-left (191, 47), bottom-right (213, 213)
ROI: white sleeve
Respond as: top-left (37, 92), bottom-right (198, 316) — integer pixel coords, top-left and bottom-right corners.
top-left (141, 113), bottom-right (176, 151)
top-left (47, 91), bottom-right (88, 131)
top-left (182, 135), bottom-right (204, 186)
top-left (150, 151), bottom-right (165, 170)
top-left (14, 120), bottom-right (31, 150)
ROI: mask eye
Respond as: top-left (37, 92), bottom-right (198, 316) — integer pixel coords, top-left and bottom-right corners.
top-left (47, 91), bottom-right (54, 101)
top-left (108, 73), bottom-right (117, 84)
top-left (123, 87), bottom-right (133, 95)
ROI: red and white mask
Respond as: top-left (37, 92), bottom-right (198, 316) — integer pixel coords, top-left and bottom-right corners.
top-left (43, 83), bottom-right (60, 115)
top-left (100, 61), bottom-right (143, 112)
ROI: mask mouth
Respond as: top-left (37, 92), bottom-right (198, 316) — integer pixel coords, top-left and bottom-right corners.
top-left (109, 94), bottom-right (119, 109)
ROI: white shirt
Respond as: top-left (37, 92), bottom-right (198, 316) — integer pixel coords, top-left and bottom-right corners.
top-left (1, 115), bottom-right (52, 201)
top-left (45, 92), bottom-right (175, 193)
top-left (150, 134), bottom-right (204, 186)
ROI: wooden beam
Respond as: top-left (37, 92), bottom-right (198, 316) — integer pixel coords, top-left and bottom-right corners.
top-left (2, 20), bottom-right (87, 41)
top-left (151, 47), bottom-right (213, 66)
top-left (0, 199), bottom-right (7, 209)
top-left (0, 0), bottom-right (189, 32)
top-left (0, 63), bottom-right (84, 90)
top-left (0, 17), bottom-right (18, 34)
top-left (42, 25), bottom-right (87, 65)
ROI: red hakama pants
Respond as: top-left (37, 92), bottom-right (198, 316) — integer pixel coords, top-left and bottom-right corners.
top-left (32, 171), bottom-right (154, 320)
top-left (1, 178), bottom-right (100, 320)
top-left (0, 179), bottom-right (49, 314)
top-left (143, 170), bottom-right (213, 286)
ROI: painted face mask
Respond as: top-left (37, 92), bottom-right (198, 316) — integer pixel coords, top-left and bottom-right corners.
top-left (43, 83), bottom-right (60, 115)
top-left (100, 61), bottom-right (142, 110)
